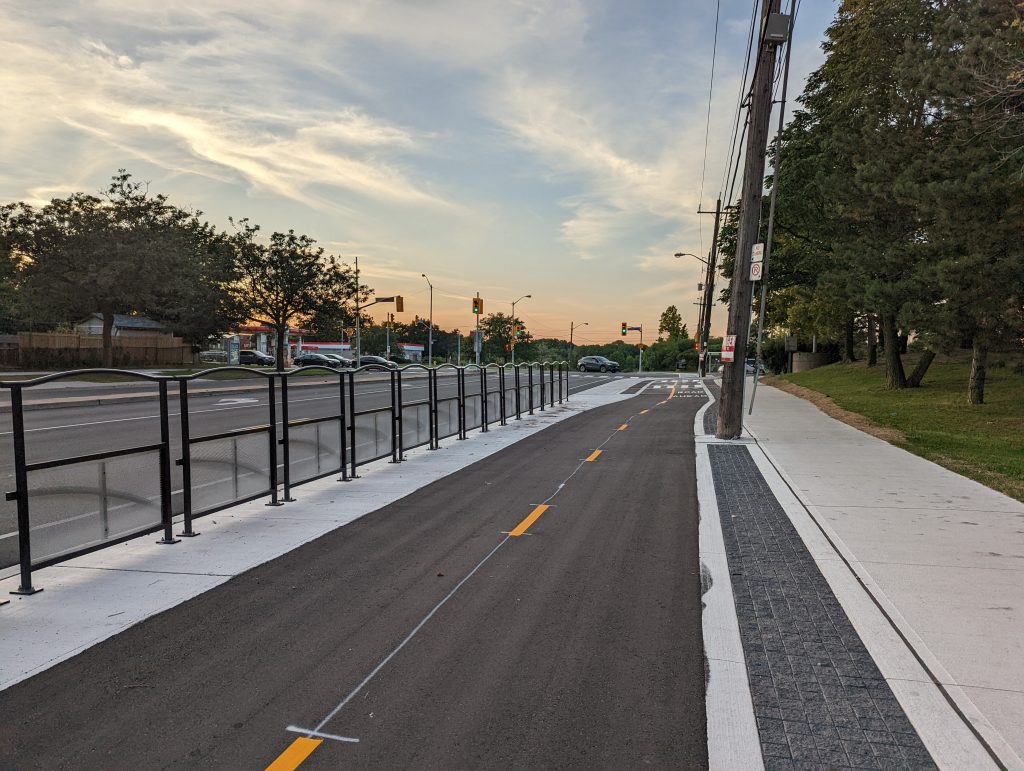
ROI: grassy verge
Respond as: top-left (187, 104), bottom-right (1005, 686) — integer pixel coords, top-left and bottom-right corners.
top-left (769, 356), bottom-right (1024, 503)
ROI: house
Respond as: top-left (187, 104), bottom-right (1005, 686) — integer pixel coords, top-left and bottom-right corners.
top-left (75, 313), bottom-right (166, 337)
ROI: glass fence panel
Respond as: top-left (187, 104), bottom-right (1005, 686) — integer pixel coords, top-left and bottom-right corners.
top-left (190, 432), bottom-right (272, 515)
top-left (401, 403), bottom-right (431, 450)
top-left (354, 410), bottom-right (393, 465)
top-left (0, 487), bottom-right (16, 570)
top-left (27, 450), bottom-right (162, 565)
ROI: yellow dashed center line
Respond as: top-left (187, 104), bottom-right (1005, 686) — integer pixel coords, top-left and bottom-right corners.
top-left (510, 504), bottom-right (550, 537)
top-left (266, 737), bottom-right (323, 771)
top-left (585, 449), bottom-right (602, 462)
top-left (618, 423), bottom-right (629, 431)
top-left (639, 409), bottom-right (649, 415)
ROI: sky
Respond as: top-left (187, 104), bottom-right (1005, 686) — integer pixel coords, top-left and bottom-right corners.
top-left (0, 1), bottom-right (837, 345)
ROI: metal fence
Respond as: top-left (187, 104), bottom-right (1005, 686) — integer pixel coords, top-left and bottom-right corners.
top-left (1, 361), bottom-right (568, 594)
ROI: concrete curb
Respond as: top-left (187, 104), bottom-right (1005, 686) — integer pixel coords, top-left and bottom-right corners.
top-left (0, 372), bottom-right (424, 414)
top-left (694, 381), bottom-right (765, 771)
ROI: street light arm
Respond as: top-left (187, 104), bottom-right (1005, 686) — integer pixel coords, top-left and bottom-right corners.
top-left (675, 252), bottom-right (708, 265)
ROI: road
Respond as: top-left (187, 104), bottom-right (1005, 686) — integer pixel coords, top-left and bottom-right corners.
top-left (0, 376), bottom-right (708, 768)
top-left (0, 371), bottom-right (646, 568)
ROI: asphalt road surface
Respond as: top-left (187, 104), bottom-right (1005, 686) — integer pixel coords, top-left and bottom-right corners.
top-left (0, 371), bottom-right (653, 569)
top-left (0, 379), bottom-right (708, 769)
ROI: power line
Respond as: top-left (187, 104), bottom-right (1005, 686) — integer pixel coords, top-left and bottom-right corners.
top-left (698, 0), bottom-right (722, 256)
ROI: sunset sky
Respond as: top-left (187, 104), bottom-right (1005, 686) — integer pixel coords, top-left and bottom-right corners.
top-left (0, 1), bottom-right (834, 344)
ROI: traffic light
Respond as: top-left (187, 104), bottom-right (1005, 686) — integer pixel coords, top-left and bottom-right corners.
top-left (621, 321), bottom-right (628, 336)
top-left (514, 322), bottom-right (525, 339)
top-left (694, 334), bottom-right (700, 350)
top-left (472, 297), bottom-right (483, 314)
top-left (395, 295), bottom-right (404, 313)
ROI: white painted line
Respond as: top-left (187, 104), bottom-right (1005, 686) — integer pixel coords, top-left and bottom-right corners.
top-left (285, 726), bottom-right (359, 743)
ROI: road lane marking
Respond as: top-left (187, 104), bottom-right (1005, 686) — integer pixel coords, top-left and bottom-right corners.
top-left (618, 423), bottom-right (628, 430)
top-left (509, 504), bottom-right (550, 537)
top-left (639, 409), bottom-right (649, 415)
top-left (285, 726), bottom-right (359, 743)
top-left (585, 450), bottom-right (602, 462)
top-left (266, 737), bottom-right (323, 771)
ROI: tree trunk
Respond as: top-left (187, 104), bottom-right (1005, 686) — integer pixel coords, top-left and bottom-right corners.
top-left (906, 349), bottom-right (935, 388)
top-left (867, 315), bottom-right (877, 367)
top-left (898, 332), bottom-right (909, 354)
top-left (276, 325), bottom-right (287, 372)
top-left (968, 336), bottom-right (988, 405)
top-left (843, 313), bottom-right (856, 362)
top-left (881, 314), bottom-right (906, 389)
top-left (101, 309), bottom-right (115, 369)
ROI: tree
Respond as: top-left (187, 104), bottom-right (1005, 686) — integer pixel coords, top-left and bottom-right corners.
top-left (658, 305), bottom-right (685, 340)
top-left (479, 312), bottom-right (530, 361)
top-left (299, 256), bottom-right (365, 342)
top-left (0, 205), bottom-right (24, 334)
top-left (12, 171), bottom-right (227, 367)
top-left (230, 222), bottom-right (335, 372)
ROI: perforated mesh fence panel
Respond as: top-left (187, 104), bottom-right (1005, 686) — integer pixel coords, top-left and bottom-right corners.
top-left (436, 398), bottom-right (460, 439)
top-left (190, 432), bottom-right (272, 515)
top-left (289, 419), bottom-right (344, 486)
top-left (354, 410), bottom-right (393, 465)
top-left (401, 403), bottom-right (431, 451)
top-left (27, 450), bottom-right (163, 565)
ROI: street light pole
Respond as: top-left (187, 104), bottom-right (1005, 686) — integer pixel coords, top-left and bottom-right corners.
top-left (354, 255), bottom-right (361, 362)
top-left (510, 294), bottom-right (531, 365)
top-left (569, 321), bottom-right (588, 364)
top-left (421, 273), bottom-right (433, 366)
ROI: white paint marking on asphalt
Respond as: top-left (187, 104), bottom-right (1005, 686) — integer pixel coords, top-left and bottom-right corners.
top-left (309, 536), bottom-right (512, 734)
top-left (286, 726), bottom-right (359, 744)
top-left (215, 397), bottom-right (259, 406)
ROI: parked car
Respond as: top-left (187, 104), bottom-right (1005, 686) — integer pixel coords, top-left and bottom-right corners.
top-left (322, 353), bottom-right (355, 368)
top-left (358, 355), bottom-right (397, 369)
top-left (577, 355), bottom-right (620, 373)
top-left (293, 352), bottom-right (339, 368)
top-left (239, 350), bottom-right (275, 366)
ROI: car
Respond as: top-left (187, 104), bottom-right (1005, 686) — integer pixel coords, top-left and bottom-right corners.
top-left (239, 349), bottom-right (275, 366)
top-left (745, 359), bottom-right (766, 375)
top-left (293, 352), bottom-right (339, 368)
top-left (322, 353), bottom-right (355, 368)
top-left (577, 356), bottom-right (620, 373)
top-left (358, 355), bottom-right (397, 369)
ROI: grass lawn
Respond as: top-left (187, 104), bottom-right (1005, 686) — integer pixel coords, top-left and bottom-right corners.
top-left (775, 355), bottom-right (1024, 503)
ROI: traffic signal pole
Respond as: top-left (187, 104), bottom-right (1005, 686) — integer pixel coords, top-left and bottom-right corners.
top-left (717, 0), bottom-right (781, 439)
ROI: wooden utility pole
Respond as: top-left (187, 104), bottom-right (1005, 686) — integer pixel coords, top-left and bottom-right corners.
top-left (717, 0), bottom-right (782, 438)
top-left (697, 197), bottom-right (723, 377)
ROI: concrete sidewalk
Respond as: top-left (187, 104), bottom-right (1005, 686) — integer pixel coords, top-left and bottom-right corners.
top-left (736, 380), bottom-right (1024, 768)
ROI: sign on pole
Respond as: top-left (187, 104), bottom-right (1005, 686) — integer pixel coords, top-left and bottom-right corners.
top-left (722, 334), bottom-right (737, 363)
top-left (785, 335), bottom-right (798, 352)
top-left (750, 261), bottom-right (763, 281)
top-left (751, 243), bottom-right (764, 262)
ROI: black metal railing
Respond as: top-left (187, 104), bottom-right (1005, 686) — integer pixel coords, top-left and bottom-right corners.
top-left (1, 361), bottom-right (569, 593)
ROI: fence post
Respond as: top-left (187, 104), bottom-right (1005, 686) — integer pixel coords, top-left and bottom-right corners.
top-left (428, 368), bottom-right (439, 450)
top-left (458, 367), bottom-right (467, 439)
top-left (514, 365), bottom-right (522, 419)
top-left (558, 363), bottom-right (564, 404)
top-left (338, 373), bottom-right (349, 481)
top-left (156, 380), bottom-right (180, 545)
top-left (177, 379), bottom-right (198, 536)
top-left (499, 367), bottom-right (507, 425)
top-left (480, 367), bottom-right (488, 432)
top-left (390, 369), bottom-right (402, 462)
top-left (266, 376), bottom-right (283, 506)
top-left (528, 365), bottom-right (535, 414)
top-left (280, 375), bottom-right (295, 501)
top-left (563, 362), bottom-right (569, 401)
top-left (8, 386), bottom-right (40, 595)
top-left (539, 364), bottom-right (546, 411)
top-left (347, 371), bottom-right (359, 478)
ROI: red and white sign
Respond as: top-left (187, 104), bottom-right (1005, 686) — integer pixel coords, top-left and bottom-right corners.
top-left (750, 261), bottom-right (763, 281)
top-left (722, 334), bottom-right (737, 363)
top-left (751, 242), bottom-right (764, 262)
